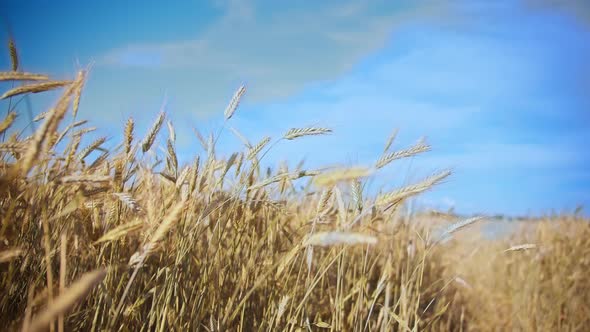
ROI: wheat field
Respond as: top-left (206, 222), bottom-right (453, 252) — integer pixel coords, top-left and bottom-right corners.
top-left (1, 42), bottom-right (589, 332)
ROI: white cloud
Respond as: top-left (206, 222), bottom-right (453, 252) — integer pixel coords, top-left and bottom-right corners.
top-left (98, 0), bottom-right (462, 105)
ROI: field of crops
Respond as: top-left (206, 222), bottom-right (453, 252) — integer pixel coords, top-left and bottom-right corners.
top-left (1, 45), bottom-right (589, 331)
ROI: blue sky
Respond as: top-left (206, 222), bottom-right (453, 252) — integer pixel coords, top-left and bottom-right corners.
top-left (1, 0), bottom-right (589, 216)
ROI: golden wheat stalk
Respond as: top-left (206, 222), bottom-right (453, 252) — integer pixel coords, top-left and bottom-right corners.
top-left (305, 231), bottom-right (377, 247)
top-left (283, 127), bottom-right (332, 140)
top-left (247, 136), bottom-right (271, 160)
top-left (375, 170), bottom-right (451, 207)
top-left (113, 199), bottom-right (187, 325)
top-left (87, 152), bottom-right (109, 170)
top-left (71, 127), bottom-right (96, 137)
top-left (33, 111), bottom-right (50, 122)
top-left (58, 234), bottom-right (67, 332)
top-left (316, 188), bottom-right (334, 215)
top-left (248, 170), bottom-right (319, 190)
top-left (60, 175), bottom-right (111, 184)
top-left (93, 219), bottom-right (143, 245)
top-left (276, 296), bottom-right (291, 322)
top-left (8, 38), bottom-right (18, 71)
top-left (224, 85), bottom-right (246, 120)
top-left (0, 72), bottom-right (48, 81)
top-left (78, 137), bottom-right (106, 161)
top-left (71, 70), bottom-right (86, 119)
top-left (234, 152), bottom-right (244, 176)
top-left (221, 152), bottom-right (238, 177)
top-left (188, 156), bottom-right (200, 193)
top-left (42, 75), bottom-right (83, 150)
top-left (504, 243), bottom-right (537, 252)
top-left (129, 198), bottom-right (187, 267)
top-left (19, 81), bottom-right (77, 176)
top-left (113, 192), bottom-right (141, 212)
top-left (0, 248), bottom-right (24, 263)
top-left (436, 216), bottom-right (485, 244)
top-left (124, 118), bottom-right (134, 155)
top-left (383, 128), bottom-right (399, 153)
top-left (0, 111), bottom-right (17, 135)
top-left (158, 171), bottom-right (176, 184)
top-left (375, 137), bottom-right (430, 169)
top-left (1, 80), bottom-right (73, 100)
top-left (54, 120), bottom-right (88, 146)
top-left (176, 166), bottom-right (190, 189)
top-left (351, 180), bottom-right (363, 213)
top-left (166, 139), bottom-right (178, 171)
top-left (0, 142), bottom-right (26, 153)
top-left (70, 120), bottom-right (88, 128)
top-left (64, 136), bottom-right (81, 168)
top-left (313, 167), bottom-right (373, 187)
top-left (141, 112), bottom-right (165, 153)
top-left (166, 120), bottom-right (176, 143)
top-left (27, 269), bottom-right (107, 332)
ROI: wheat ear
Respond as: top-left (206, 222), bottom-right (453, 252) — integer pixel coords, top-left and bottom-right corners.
top-left (1, 80), bottom-right (73, 100)
top-left (141, 112), bottom-right (165, 153)
top-left (283, 127), bottom-right (332, 140)
top-left (224, 85), bottom-right (246, 120)
top-left (0, 72), bottom-right (48, 81)
top-left (8, 38), bottom-right (18, 71)
top-left (27, 269), bottom-right (107, 332)
top-left (375, 170), bottom-right (451, 207)
top-left (376, 137), bottom-right (430, 169)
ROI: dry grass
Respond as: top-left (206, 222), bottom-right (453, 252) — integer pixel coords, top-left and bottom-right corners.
top-left (1, 48), bottom-right (589, 332)
top-left (441, 216), bottom-right (590, 331)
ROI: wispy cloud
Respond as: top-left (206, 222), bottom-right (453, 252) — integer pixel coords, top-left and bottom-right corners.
top-left (198, 4), bottom-right (590, 215)
top-left (98, 0), bottom-right (462, 104)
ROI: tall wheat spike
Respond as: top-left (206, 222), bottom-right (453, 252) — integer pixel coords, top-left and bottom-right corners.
top-left (504, 243), bottom-right (537, 252)
top-left (375, 170), bottom-right (451, 207)
top-left (141, 112), bottom-right (165, 153)
top-left (8, 38), bottom-right (18, 71)
top-left (61, 175), bottom-right (111, 184)
top-left (247, 136), bottom-right (271, 160)
top-left (383, 128), bottom-right (399, 153)
top-left (0, 72), bottom-right (48, 81)
top-left (124, 118), bottom-right (134, 155)
top-left (313, 167), bottom-right (373, 187)
top-left (224, 85), bottom-right (246, 120)
top-left (167, 120), bottom-right (176, 143)
top-left (33, 110), bottom-right (50, 122)
top-left (0, 112), bottom-right (17, 135)
top-left (352, 180), bottom-right (363, 213)
top-left (71, 127), bottom-right (96, 137)
top-left (305, 232), bottom-right (377, 247)
top-left (112, 199), bottom-right (187, 326)
top-left (435, 216), bottom-right (485, 244)
top-left (54, 120), bottom-right (88, 146)
top-left (316, 188), bottom-right (333, 216)
top-left (79, 137), bottom-right (106, 161)
top-left (376, 137), bottom-right (430, 169)
top-left (1, 80), bottom-right (73, 100)
top-left (283, 127), bottom-right (332, 140)
top-left (19, 81), bottom-right (76, 176)
top-left (27, 269), bottom-right (107, 332)
top-left (93, 219), bottom-right (143, 244)
top-left (71, 70), bottom-right (86, 119)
